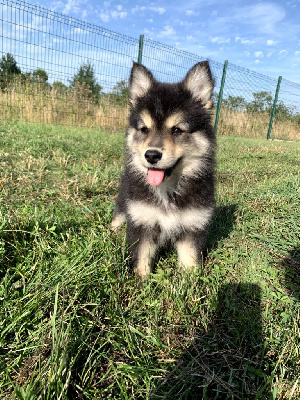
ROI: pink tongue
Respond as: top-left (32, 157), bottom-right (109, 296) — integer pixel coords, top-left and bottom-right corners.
top-left (147, 168), bottom-right (165, 186)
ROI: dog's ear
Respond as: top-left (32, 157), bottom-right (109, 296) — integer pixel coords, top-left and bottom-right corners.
top-left (183, 61), bottom-right (214, 109)
top-left (129, 62), bottom-right (154, 105)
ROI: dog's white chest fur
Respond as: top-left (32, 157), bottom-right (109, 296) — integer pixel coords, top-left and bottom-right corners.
top-left (127, 200), bottom-right (213, 241)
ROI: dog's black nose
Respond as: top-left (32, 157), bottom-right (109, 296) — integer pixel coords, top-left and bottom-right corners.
top-left (144, 149), bottom-right (162, 165)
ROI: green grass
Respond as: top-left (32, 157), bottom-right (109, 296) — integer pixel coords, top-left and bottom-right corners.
top-left (0, 120), bottom-right (299, 399)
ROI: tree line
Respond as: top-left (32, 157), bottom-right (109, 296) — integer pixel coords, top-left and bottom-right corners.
top-left (0, 53), bottom-right (128, 105)
top-left (0, 53), bottom-right (299, 121)
top-left (219, 93), bottom-right (299, 121)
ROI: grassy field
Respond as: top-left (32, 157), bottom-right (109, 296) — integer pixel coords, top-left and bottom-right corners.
top-left (0, 120), bottom-right (299, 399)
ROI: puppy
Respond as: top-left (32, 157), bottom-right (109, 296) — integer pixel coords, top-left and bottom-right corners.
top-left (112, 61), bottom-right (215, 281)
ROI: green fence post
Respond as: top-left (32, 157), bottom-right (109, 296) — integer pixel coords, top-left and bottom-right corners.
top-left (138, 34), bottom-right (144, 64)
top-left (267, 75), bottom-right (282, 140)
top-left (214, 60), bottom-right (228, 135)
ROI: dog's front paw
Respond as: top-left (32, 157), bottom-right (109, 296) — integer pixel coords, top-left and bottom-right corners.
top-left (111, 213), bottom-right (126, 229)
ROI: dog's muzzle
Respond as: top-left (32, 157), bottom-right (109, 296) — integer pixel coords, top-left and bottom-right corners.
top-left (144, 150), bottom-right (182, 187)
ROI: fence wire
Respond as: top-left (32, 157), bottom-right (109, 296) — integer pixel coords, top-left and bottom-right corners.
top-left (0, 0), bottom-right (299, 140)
top-left (217, 63), bottom-right (280, 139)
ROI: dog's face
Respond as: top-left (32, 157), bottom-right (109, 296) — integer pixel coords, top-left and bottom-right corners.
top-left (126, 62), bottom-right (215, 186)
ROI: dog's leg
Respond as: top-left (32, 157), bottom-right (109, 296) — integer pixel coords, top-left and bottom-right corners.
top-left (134, 239), bottom-right (157, 281)
top-left (176, 237), bottom-right (199, 270)
top-left (111, 210), bottom-right (126, 229)
top-left (127, 220), bottom-right (157, 281)
top-left (111, 176), bottom-right (127, 229)
top-left (176, 231), bottom-right (207, 271)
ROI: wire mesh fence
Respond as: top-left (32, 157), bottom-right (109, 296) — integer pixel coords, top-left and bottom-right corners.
top-left (217, 63), bottom-right (280, 139)
top-left (273, 78), bottom-right (300, 140)
top-left (0, 0), bottom-right (139, 129)
top-left (1, 0), bottom-right (299, 140)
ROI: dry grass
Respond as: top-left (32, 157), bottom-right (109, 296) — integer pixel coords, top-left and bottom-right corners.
top-left (217, 108), bottom-right (300, 141)
top-left (0, 79), bottom-right (128, 131)
top-left (0, 79), bottom-right (299, 140)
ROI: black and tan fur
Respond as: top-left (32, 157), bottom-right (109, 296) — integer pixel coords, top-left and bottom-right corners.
top-left (111, 61), bottom-right (215, 281)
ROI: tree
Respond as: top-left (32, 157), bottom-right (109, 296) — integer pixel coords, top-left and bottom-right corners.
top-left (247, 91), bottom-right (273, 113)
top-left (223, 95), bottom-right (247, 111)
top-left (52, 81), bottom-right (68, 93)
top-left (274, 101), bottom-right (293, 121)
top-left (32, 68), bottom-right (48, 83)
top-left (0, 53), bottom-right (21, 89)
top-left (69, 61), bottom-right (102, 100)
top-left (112, 80), bottom-right (129, 105)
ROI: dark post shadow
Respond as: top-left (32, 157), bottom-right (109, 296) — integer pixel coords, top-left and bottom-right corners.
top-left (283, 247), bottom-right (300, 301)
top-left (152, 284), bottom-right (266, 399)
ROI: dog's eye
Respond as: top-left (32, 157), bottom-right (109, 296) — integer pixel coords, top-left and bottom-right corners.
top-left (171, 126), bottom-right (183, 135)
top-left (140, 127), bottom-right (149, 134)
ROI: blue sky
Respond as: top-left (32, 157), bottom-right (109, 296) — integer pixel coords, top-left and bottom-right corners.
top-left (29, 0), bottom-right (300, 83)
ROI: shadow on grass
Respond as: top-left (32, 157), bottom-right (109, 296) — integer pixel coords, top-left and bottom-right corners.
top-left (206, 203), bottom-right (238, 252)
top-left (283, 247), bottom-right (300, 301)
top-left (152, 283), bottom-right (267, 399)
top-left (151, 245), bottom-right (300, 399)
top-left (151, 204), bottom-right (271, 399)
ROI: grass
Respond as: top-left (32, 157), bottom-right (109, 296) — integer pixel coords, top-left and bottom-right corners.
top-left (0, 120), bottom-right (299, 399)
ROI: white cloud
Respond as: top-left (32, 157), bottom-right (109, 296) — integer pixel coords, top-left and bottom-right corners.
top-left (61, 0), bottom-right (87, 15)
top-left (62, 0), bottom-right (78, 14)
top-left (211, 36), bottom-right (230, 44)
top-left (132, 5), bottom-right (165, 15)
top-left (99, 11), bottom-right (110, 22)
top-left (236, 37), bottom-right (255, 45)
top-left (131, 6), bottom-right (146, 14)
top-left (295, 51), bottom-right (300, 56)
top-left (244, 51), bottom-right (251, 56)
top-left (177, 19), bottom-right (193, 26)
top-left (186, 10), bottom-right (196, 16)
top-left (159, 25), bottom-right (175, 37)
top-left (150, 7), bottom-right (166, 15)
top-left (255, 59), bottom-right (261, 64)
top-left (267, 40), bottom-right (279, 46)
top-left (279, 49), bottom-right (289, 57)
top-left (234, 3), bottom-right (285, 34)
top-left (111, 10), bottom-right (127, 19)
top-left (255, 51), bottom-right (264, 58)
top-left (287, 1), bottom-right (297, 8)
top-left (267, 50), bottom-right (274, 57)
top-left (187, 35), bottom-right (196, 42)
top-left (72, 27), bottom-right (88, 34)
top-left (98, 5), bottom-right (127, 22)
